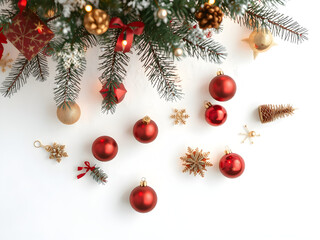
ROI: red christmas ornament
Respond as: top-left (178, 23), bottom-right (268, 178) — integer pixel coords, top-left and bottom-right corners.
top-left (205, 102), bottom-right (227, 126)
top-left (133, 116), bottom-right (158, 143)
top-left (219, 147), bottom-right (245, 178)
top-left (100, 83), bottom-right (127, 104)
top-left (0, 27), bottom-right (7, 60)
top-left (130, 178), bottom-right (157, 213)
top-left (209, 70), bottom-right (236, 101)
top-left (92, 136), bottom-right (118, 162)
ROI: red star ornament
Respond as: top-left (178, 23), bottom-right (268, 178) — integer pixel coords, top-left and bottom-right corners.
top-left (4, 9), bottom-right (54, 60)
top-left (100, 83), bottom-right (127, 104)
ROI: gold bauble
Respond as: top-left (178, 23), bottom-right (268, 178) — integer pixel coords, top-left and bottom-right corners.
top-left (83, 9), bottom-right (110, 35)
top-left (174, 48), bottom-right (183, 57)
top-left (157, 8), bottom-right (168, 19)
top-left (57, 102), bottom-right (81, 125)
top-left (243, 29), bottom-right (276, 59)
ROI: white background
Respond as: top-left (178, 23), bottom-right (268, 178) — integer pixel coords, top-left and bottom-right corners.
top-left (1, 1), bottom-right (320, 240)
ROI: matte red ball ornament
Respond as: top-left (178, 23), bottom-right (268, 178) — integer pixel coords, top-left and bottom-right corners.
top-left (100, 83), bottom-right (127, 104)
top-left (130, 178), bottom-right (157, 213)
top-left (133, 116), bottom-right (158, 143)
top-left (209, 70), bottom-right (236, 101)
top-left (219, 147), bottom-right (245, 178)
top-left (205, 102), bottom-right (227, 126)
top-left (92, 136), bottom-right (118, 162)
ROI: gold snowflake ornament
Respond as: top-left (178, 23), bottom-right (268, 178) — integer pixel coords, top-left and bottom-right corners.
top-left (180, 147), bottom-right (212, 177)
top-left (34, 140), bottom-right (68, 163)
top-left (171, 109), bottom-right (189, 125)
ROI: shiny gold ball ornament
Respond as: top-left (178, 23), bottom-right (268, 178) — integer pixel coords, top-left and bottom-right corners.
top-left (157, 8), bottom-right (168, 19)
top-left (243, 29), bottom-right (276, 59)
top-left (83, 9), bottom-right (110, 35)
top-left (174, 48), bottom-right (183, 57)
top-left (57, 102), bottom-right (81, 125)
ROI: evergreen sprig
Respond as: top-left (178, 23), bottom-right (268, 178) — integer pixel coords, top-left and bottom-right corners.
top-left (91, 166), bottom-right (108, 185)
top-left (237, 3), bottom-right (308, 43)
top-left (135, 34), bottom-right (183, 102)
top-left (1, 54), bottom-right (32, 97)
top-left (99, 29), bottom-right (130, 114)
top-left (31, 52), bottom-right (49, 82)
top-left (54, 55), bottom-right (86, 107)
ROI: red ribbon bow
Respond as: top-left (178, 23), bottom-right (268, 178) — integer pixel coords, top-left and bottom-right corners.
top-left (109, 17), bottom-right (144, 53)
top-left (77, 161), bottom-right (95, 179)
top-left (0, 27), bottom-right (7, 60)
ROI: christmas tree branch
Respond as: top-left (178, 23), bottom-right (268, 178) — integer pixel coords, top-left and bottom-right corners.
top-left (135, 34), bottom-right (183, 101)
top-left (99, 29), bottom-right (130, 114)
top-left (54, 55), bottom-right (86, 107)
top-left (1, 54), bottom-right (32, 97)
top-left (31, 52), bottom-right (49, 82)
top-left (236, 3), bottom-right (308, 43)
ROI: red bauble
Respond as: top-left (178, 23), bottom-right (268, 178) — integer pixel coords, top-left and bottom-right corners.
top-left (205, 102), bottom-right (227, 126)
top-left (133, 116), bottom-right (158, 143)
top-left (100, 83), bottom-right (127, 104)
top-left (130, 179), bottom-right (157, 213)
top-left (92, 136), bottom-right (118, 162)
top-left (219, 149), bottom-right (245, 178)
top-left (209, 71), bottom-right (236, 102)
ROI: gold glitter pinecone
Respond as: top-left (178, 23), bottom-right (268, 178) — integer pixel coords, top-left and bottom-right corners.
top-left (258, 104), bottom-right (295, 124)
top-left (195, 3), bottom-right (224, 30)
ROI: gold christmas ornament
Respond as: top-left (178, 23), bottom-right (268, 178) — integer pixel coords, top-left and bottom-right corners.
top-left (171, 109), bottom-right (189, 125)
top-left (240, 125), bottom-right (260, 144)
top-left (258, 104), bottom-right (295, 124)
top-left (243, 29), bottom-right (276, 59)
top-left (57, 102), bottom-right (81, 125)
top-left (83, 9), bottom-right (110, 35)
top-left (157, 8), bottom-right (168, 19)
top-left (174, 47), bottom-right (183, 57)
top-left (34, 140), bottom-right (68, 163)
top-left (195, 3), bottom-right (223, 30)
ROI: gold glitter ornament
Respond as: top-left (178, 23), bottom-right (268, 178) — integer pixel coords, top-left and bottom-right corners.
top-left (83, 9), bottom-right (110, 35)
top-left (57, 102), bottom-right (81, 125)
top-left (34, 140), bottom-right (68, 163)
top-left (174, 48), bottom-right (183, 57)
top-left (243, 29), bottom-right (276, 59)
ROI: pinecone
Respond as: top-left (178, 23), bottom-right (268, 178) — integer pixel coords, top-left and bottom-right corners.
top-left (195, 3), bottom-right (224, 30)
top-left (258, 104), bottom-right (295, 124)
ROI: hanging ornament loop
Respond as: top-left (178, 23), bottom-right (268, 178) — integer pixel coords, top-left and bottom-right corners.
top-left (34, 140), bottom-right (43, 148)
top-left (77, 161), bottom-right (96, 179)
top-left (109, 18), bottom-right (144, 53)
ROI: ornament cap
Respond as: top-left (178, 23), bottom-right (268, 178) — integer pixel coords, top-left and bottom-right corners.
top-left (204, 101), bottom-right (212, 109)
top-left (140, 177), bottom-right (147, 187)
top-left (225, 146), bottom-right (232, 155)
top-left (217, 69), bottom-right (224, 76)
top-left (142, 116), bottom-right (151, 124)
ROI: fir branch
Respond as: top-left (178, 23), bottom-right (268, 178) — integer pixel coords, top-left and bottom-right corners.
top-left (98, 29), bottom-right (130, 114)
top-left (54, 56), bottom-right (86, 107)
top-left (236, 3), bottom-right (308, 43)
top-left (91, 166), bottom-right (108, 185)
top-left (30, 52), bottom-right (49, 82)
top-left (135, 34), bottom-right (183, 101)
top-left (172, 20), bottom-right (227, 62)
top-left (256, 0), bottom-right (286, 8)
top-left (1, 54), bottom-right (32, 97)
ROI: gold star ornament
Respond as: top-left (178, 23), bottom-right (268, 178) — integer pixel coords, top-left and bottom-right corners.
top-left (243, 28), bottom-right (276, 59)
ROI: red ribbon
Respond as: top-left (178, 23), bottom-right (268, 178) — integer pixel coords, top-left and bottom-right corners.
top-left (77, 161), bottom-right (95, 179)
top-left (0, 27), bottom-right (7, 60)
top-left (109, 17), bottom-right (144, 53)
top-left (18, 0), bottom-right (27, 12)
